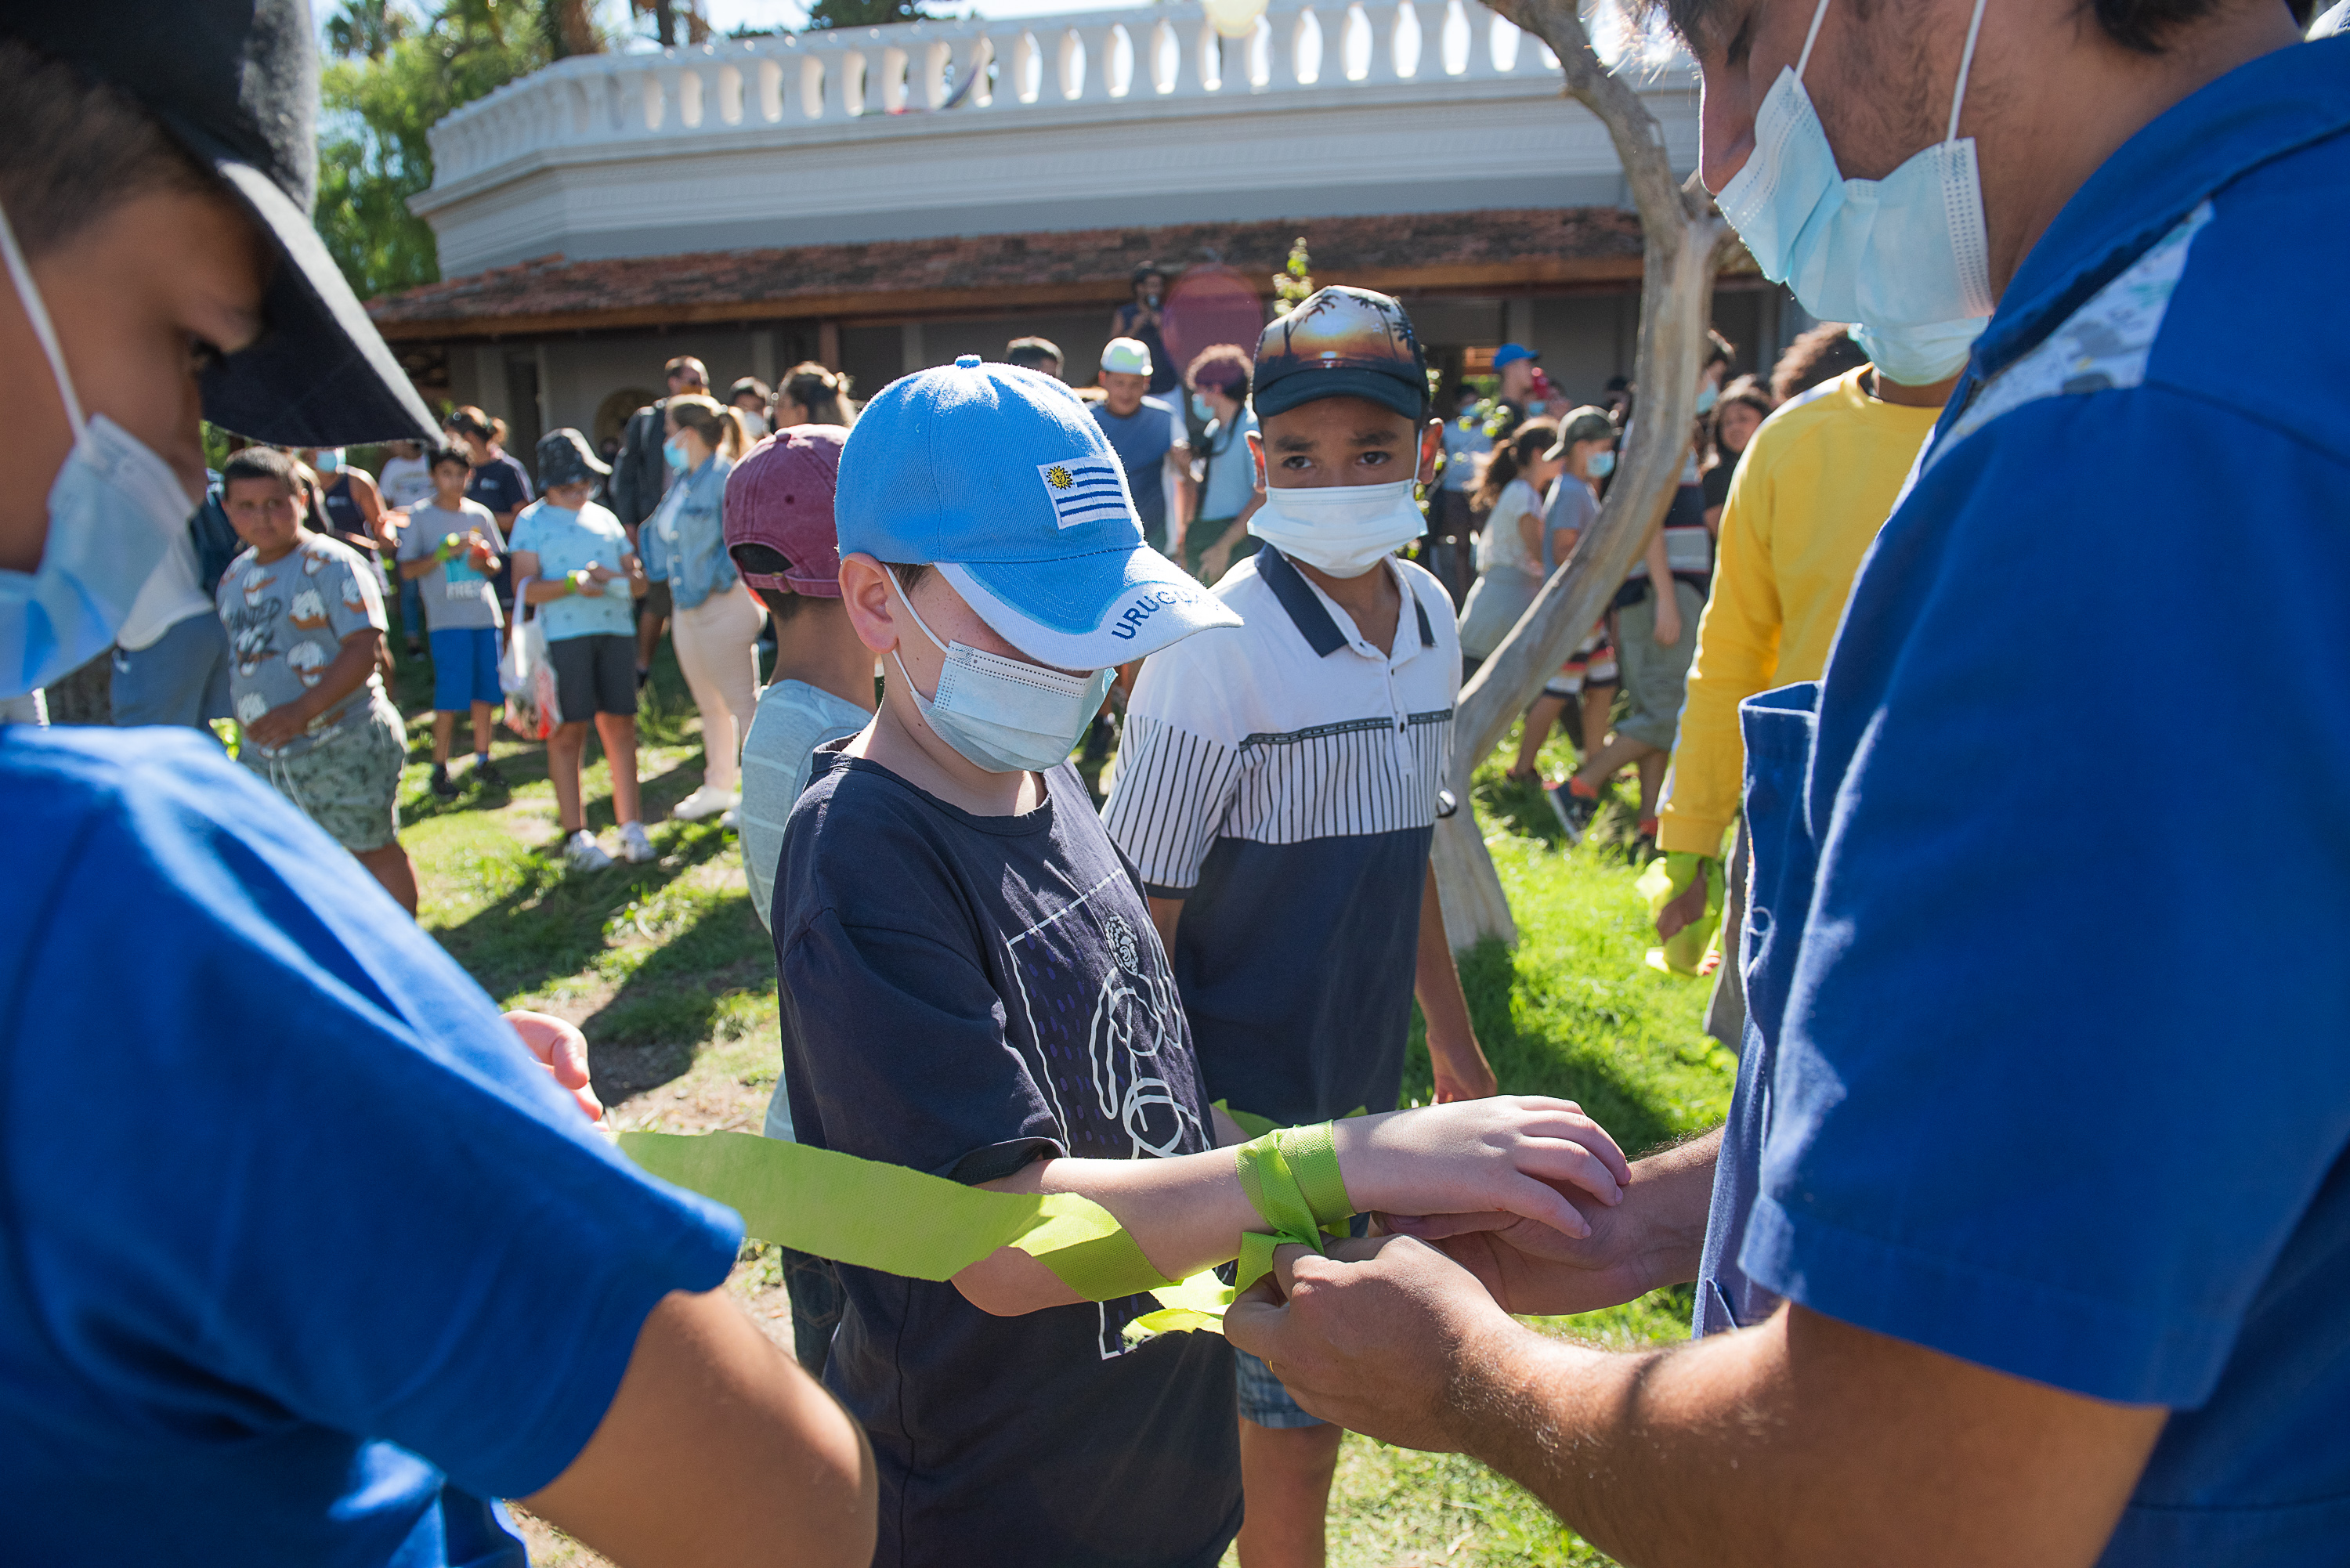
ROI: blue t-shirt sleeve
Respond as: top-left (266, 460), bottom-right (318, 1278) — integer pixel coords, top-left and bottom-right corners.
top-left (1747, 391), bottom-right (2350, 1406)
top-left (5, 735), bottom-right (742, 1498)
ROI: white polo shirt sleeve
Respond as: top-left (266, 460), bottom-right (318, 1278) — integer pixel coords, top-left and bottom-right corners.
top-left (1102, 638), bottom-right (1244, 896)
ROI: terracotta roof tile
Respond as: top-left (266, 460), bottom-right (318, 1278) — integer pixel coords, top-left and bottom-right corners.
top-left (370, 208), bottom-right (1654, 338)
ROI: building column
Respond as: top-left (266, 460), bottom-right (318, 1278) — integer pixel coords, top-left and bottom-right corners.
top-left (750, 327), bottom-right (777, 387)
top-left (818, 320), bottom-right (841, 370)
top-left (900, 321), bottom-right (926, 375)
top-left (1504, 297), bottom-right (1535, 349)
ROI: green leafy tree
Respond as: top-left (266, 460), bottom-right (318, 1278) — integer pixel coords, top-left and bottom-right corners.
top-left (803, 0), bottom-right (935, 31)
top-left (325, 0), bottom-right (412, 60)
top-left (316, 2), bottom-right (546, 301)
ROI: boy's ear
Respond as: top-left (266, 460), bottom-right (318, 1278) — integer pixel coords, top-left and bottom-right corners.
top-left (1419, 419), bottom-right (1443, 487)
top-left (836, 554), bottom-right (902, 656)
top-left (1246, 428), bottom-right (1266, 496)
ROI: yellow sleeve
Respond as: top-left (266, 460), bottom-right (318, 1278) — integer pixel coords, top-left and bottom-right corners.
top-left (1657, 452), bottom-right (1782, 856)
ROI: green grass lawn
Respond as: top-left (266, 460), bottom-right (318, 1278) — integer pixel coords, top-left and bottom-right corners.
top-left (386, 644), bottom-right (1731, 1567)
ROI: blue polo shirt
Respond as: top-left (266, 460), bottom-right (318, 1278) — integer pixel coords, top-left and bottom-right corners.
top-left (0, 726), bottom-right (742, 1564)
top-left (1699, 38), bottom-right (2350, 1564)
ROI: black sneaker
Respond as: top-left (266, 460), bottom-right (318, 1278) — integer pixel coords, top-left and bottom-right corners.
top-left (428, 762), bottom-right (458, 800)
top-left (473, 758), bottom-right (508, 791)
top-left (1546, 782), bottom-right (1597, 837)
top-left (635, 665), bottom-right (652, 690)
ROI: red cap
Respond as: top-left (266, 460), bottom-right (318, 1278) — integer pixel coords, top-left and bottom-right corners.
top-left (722, 425), bottom-right (849, 598)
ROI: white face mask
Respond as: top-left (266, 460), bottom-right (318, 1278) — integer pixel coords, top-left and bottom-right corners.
top-left (888, 573), bottom-right (1115, 775)
top-left (1716, 0), bottom-right (1994, 334)
top-left (1246, 435), bottom-right (1428, 577)
top-left (0, 200), bottom-right (195, 698)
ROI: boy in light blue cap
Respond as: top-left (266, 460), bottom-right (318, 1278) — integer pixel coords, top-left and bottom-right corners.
top-left (765, 356), bottom-right (1633, 1568)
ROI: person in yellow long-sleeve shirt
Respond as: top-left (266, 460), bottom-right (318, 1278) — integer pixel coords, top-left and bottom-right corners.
top-left (1654, 353), bottom-right (1958, 1042)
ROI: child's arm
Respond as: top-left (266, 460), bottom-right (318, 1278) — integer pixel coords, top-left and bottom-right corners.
top-left (1645, 527), bottom-right (1682, 646)
top-left (953, 1096), bottom-right (1629, 1316)
top-left (243, 629), bottom-right (384, 749)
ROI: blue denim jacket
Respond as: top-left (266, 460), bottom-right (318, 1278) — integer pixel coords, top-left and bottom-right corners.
top-left (638, 455), bottom-right (736, 611)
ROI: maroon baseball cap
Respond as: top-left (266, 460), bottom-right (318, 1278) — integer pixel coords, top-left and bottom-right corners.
top-left (723, 425), bottom-right (849, 598)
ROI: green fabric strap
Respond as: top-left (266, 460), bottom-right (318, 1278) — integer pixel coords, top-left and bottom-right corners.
top-left (1231, 1123), bottom-right (1356, 1293)
top-left (621, 1130), bottom-right (1177, 1302)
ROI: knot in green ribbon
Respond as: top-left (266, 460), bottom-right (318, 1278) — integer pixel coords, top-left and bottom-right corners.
top-left (1231, 1122), bottom-right (1355, 1294)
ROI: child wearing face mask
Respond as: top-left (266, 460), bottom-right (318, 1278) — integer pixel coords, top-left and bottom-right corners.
top-left (770, 356), bottom-right (1632, 1568)
top-left (1101, 285), bottom-right (1502, 1566)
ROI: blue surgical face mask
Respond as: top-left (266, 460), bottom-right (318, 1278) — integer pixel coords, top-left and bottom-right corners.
top-left (1853, 316), bottom-right (1987, 386)
top-left (1716, 0), bottom-right (1994, 336)
top-left (888, 573), bottom-right (1115, 775)
top-left (1694, 384), bottom-right (1719, 416)
top-left (663, 435), bottom-right (690, 473)
top-left (1191, 393), bottom-right (1214, 423)
top-left (0, 200), bottom-right (194, 698)
top-left (1588, 450), bottom-right (1617, 479)
top-left (315, 448), bottom-right (342, 474)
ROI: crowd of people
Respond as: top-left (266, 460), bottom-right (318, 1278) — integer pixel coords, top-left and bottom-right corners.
top-left (3, 2), bottom-right (2346, 1568)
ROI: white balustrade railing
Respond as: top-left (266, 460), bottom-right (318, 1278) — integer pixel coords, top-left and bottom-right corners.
top-left (424, 0), bottom-right (1678, 189)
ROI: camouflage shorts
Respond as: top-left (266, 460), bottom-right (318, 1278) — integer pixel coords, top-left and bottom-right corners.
top-left (242, 696), bottom-right (408, 851)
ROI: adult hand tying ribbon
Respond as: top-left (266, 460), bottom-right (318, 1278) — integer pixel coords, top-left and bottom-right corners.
top-left (622, 1097), bottom-right (1633, 1339)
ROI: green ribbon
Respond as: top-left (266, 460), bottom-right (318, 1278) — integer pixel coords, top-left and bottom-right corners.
top-left (624, 1118), bottom-right (1364, 1346)
top-left (1230, 1122), bottom-right (1357, 1295)
top-left (622, 1130), bottom-right (1181, 1303)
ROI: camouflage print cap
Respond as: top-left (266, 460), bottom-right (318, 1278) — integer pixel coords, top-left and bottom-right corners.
top-left (1250, 285), bottom-right (1430, 422)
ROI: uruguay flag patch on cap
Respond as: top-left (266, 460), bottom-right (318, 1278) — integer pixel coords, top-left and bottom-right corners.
top-left (1037, 457), bottom-right (1130, 529)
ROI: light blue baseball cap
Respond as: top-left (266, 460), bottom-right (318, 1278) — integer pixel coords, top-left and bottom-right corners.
top-left (837, 355), bottom-right (1240, 669)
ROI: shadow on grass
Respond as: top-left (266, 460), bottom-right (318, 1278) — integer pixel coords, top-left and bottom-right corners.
top-left (430, 816), bottom-right (740, 1004)
top-left (580, 895), bottom-right (776, 1103)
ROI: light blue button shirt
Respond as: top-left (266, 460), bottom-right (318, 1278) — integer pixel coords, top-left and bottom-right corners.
top-left (638, 456), bottom-right (737, 612)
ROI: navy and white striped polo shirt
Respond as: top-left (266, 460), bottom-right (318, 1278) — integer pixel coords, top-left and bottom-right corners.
top-left (1103, 545), bottom-right (1458, 1127)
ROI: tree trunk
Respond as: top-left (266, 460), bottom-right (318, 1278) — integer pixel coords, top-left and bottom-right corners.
top-left (1431, 0), bottom-right (1735, 952)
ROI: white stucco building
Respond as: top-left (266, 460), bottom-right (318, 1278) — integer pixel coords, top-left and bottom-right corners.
top-left (375, 0), bottom-right (1794, 467)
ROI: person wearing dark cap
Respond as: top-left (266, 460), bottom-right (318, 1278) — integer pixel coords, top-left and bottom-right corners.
top-left (1102, 285), bottom-right (1507, 1568)
top-left (721, 421), bottom-right (872, 1380)
top-left (512, 425), bottom-right (660, 871)
top-left (0, 8), bottom-right (876, 1565)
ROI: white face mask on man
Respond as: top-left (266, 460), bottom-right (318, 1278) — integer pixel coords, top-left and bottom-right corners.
top-left (0, 199), bottom-right (197, 698)
top-left (1245, 425), bottom-right (1429, 578)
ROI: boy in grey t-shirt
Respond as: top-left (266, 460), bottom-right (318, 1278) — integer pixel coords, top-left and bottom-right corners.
top-left (396, 443), bottom-right (508, 798)
top-left (215, 447), bottom-right (418, 914)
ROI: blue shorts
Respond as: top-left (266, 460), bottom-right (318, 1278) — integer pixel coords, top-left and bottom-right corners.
top-left (429, 627), bottom-right (502, 712)
top-left (1235, 1346), bottom-right (1324, 1429)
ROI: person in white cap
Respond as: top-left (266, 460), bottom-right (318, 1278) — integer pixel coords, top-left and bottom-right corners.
top-left (1092, 334), bottom-right (1191, 555)
top-left (772, 355), bottom-right (1634, 1568)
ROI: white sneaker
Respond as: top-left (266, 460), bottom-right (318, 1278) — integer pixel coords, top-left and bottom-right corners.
top-left (719, 807), bottom-right (739, 829)
top-left (671, 785), bottom-right (740, 822)
top-left (617, 820), bottom-right (656, 863)
top-left (563, 829), bottom-right (613, 872)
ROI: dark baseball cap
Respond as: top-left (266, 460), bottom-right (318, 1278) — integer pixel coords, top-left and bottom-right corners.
top-left (724, 425), bottom-right (849, 598)
top-left (4, 1), bottom-right (438, 446)
top-left (1251, 286), bottom-right (1429, 423)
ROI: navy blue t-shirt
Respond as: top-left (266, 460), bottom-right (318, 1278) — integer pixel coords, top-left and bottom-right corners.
top-left (464, 452), bottom-right (533, 520)
top-left (1702, 40), bottom-right (2350, 1566)
top-left (0, 727), bottom-right (741, 1566)
top-left (776, 744), bottom-right (1240, 1568)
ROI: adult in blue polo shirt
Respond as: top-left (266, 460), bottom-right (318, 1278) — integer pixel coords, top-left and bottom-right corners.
top-left (0, 7), bottom-right (872, 1565)
top-left (1222, 5), bottom-right (2350, 1566)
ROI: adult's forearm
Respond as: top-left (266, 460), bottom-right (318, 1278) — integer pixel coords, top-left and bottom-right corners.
top-left (1449, 1301), bottom-right (2161, 1568)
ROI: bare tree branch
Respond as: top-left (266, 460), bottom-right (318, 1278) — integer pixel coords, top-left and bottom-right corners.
top-left (1429, 0), bottom-right (1730, 950)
